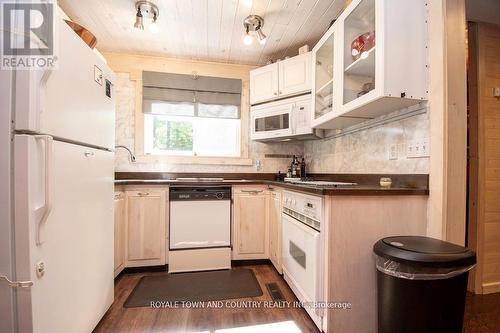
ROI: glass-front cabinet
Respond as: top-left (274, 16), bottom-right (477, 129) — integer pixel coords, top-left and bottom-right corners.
top-left (342, 0), bottom-right (375, 106)
top-left (311, 0), bottom-right (428, 130)
top-left (311, 24), bottom-right (336, 126)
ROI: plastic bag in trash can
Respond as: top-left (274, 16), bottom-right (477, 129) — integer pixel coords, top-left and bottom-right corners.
top-left (375, 255), bottom-right (475, 280)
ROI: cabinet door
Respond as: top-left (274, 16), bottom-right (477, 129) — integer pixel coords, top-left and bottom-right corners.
top-left (268, 190), bottom-right (282, 273)
top-left (278, 52), bottom-right (312, 97)
top-left (114, 192), bottom-right (125, 276)
top-left (250, 63), bottom-right (279, 105)
top-left (233, 189), bottom-right (269, 259)
top-left (126, 190), bottom-right (166, 266)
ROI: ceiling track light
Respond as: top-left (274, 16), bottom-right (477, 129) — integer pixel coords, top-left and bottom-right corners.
top-left (243, 15), bottom-right (267, 46)
top-left (134, 1), bottom-right (159, 33)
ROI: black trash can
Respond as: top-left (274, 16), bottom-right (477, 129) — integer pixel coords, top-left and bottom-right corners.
top-left (373, 236), bottom-right (476, 333)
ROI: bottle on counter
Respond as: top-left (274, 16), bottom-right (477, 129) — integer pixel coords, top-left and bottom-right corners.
top-left (287, 166), bottom-right (292, 178)
top-left (291, 155), bottom-right (299, 178)
top-left (300, 157), bottom-right (306, 178)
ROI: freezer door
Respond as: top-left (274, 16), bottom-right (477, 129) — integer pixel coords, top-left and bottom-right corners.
top-left (14, 135), bottom-right (114, 333)
top-left (14, 15), bottom-right (115, 150)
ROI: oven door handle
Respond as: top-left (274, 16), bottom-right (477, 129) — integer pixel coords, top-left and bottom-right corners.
top-left (282, 212), bottom-right (320, 236)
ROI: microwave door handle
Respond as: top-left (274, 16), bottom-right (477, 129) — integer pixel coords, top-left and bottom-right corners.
top-left (33, 135), bottom-right (53, 245)
top-left (290, 104), bottom-right (296, 134)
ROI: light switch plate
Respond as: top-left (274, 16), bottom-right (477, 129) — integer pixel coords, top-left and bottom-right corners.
top-left (388, 144), bottom-right (398, 160)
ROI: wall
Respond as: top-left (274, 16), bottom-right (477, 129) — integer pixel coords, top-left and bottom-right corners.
top-left (304, 110), bottom-right (430, 174)
top-left (111, 51), bottom-right (430, 175)
top-left (469, 23), bottom-right (500, 294)
top-left (466, 0), bottom-right (500, 25)
top-left (109, 53), bottom-right (303, 174)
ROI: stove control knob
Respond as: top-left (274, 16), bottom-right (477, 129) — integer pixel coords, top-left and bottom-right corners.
top-left (216, 192), bottom-right (224, 199)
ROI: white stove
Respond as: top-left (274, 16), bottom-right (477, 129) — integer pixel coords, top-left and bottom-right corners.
top-left (281, 191), bottom-right (324, 331)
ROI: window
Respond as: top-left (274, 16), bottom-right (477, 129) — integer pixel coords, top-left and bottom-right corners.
top-left (144, 102), bottom-right (241, 156)
top-left (142, 71), bottom-right (242, 157)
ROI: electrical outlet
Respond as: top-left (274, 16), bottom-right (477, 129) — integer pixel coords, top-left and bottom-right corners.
top-left (388, 144), bottom-right (398, 160)
top-left (406, 139), bottom-right (430, 158)
top-left (255, 159), bottom-right (262, 171)
top-left (420, 139), bottom-right (430, 157)
top-left (406, 141), bottom-right (416, 158)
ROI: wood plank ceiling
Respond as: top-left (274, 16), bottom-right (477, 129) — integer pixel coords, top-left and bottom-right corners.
top-left (58, 0), bottom-right (346, 65)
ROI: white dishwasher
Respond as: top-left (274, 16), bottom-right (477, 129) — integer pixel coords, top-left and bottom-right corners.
top-left (169, 187), bottom-right (232, 273)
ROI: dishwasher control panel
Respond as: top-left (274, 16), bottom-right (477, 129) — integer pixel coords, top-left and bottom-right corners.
top-left (170, 187), bottom-right (231, 201)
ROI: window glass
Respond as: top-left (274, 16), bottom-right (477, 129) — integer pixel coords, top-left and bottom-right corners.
top-left (144, 101), bottom-right (240, 157)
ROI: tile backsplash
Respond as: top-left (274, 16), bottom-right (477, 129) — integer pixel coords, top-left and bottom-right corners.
top-left (304, 110), bottom-right (430, 174)
top-left (115, 72), bottom-right (429, 175)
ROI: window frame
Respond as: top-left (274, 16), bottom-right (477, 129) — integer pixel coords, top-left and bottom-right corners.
top-left (132, 69), bottom-right (252, 166)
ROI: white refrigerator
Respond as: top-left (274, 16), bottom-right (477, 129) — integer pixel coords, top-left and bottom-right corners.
top-left (0, 11), bottom-right (116, 333)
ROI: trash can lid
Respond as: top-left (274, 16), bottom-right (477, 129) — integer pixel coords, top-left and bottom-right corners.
top-left (373, 236), bottom-right (476, 268)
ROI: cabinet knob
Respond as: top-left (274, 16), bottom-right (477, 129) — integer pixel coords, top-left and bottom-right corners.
top-left (274, 92), bottom-right (277, 95)
top-left (279, 91), bottom-right (283, 94)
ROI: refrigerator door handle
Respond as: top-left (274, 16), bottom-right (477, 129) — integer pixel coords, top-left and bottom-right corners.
top-left (0, 274), bottom-right (33, 289)
top-left (34, 135), bottom-right (53, 245)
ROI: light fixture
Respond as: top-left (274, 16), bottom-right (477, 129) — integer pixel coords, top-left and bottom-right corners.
top-left (134, 7), bottom-right (143, 30)
top-left (134, 1), bottom-right (159, 32)
top-left (243, 27), bottom-right (253, 45)
top-left (149, 12), bottom-right (159, 33)
top-left (243, 15), bottom-right (267, 46)
top-left (256, 28), bottom-right (267, 45)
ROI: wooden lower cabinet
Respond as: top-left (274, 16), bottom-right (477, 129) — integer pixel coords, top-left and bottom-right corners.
top-left (125, 189), bottom-right (167, 267)
top-left (113, 191), bottom-right (125, 277)
top-left (232, 186), bottom-right (269, 260)
top-left (268, 188), bottom-right (282, 273)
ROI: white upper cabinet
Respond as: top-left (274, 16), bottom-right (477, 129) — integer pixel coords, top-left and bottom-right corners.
top-left (278, 53), bottom-right (312, 98)
top-left (311, 23), bottom-right (338, 128)
top-left (250, 63), bottom-right (279, 105)
top-left (312, 0), bottom-right (428, 129)
top-left (250, 52), bottom-right (312, 105)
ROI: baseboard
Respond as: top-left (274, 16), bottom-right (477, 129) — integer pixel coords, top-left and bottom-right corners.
top-left (115, 259), bottom-right (273, 279)
top-left (482, 281), bottom-right (500, 294)
top-left (117, 265), bottom-right (168, 278)
top-left (231, 259), bottom-right (272, 266)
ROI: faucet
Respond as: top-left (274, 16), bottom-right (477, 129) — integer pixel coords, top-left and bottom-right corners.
top-left (115, 145), bottom-right (136, 163)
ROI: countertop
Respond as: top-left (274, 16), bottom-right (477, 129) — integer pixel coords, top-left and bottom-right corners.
top-left (114, 177), bottom-right (429, 196)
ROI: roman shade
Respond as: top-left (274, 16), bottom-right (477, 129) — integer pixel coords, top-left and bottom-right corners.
top-left (142, 71), bottom-right (242, 116)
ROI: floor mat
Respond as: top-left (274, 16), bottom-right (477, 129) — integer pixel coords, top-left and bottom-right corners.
top-left (124, 268), bottom-right (263, 308)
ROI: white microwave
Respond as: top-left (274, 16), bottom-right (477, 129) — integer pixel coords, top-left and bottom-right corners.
top-left (250, 94), bottom-right (323, 141)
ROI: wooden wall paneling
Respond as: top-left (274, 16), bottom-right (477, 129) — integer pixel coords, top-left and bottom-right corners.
top-left (467, 21), bottom-right (481, 293)
top-left (279, 0), bottom-right (345, 60)
top-left (270, 0), bottom-right (319, 60)
top-left (59, 0), bottom-right (342, 65)
top-left (206, 0), bottom-right (223, 61)
top-left (428, 0), bottom-right (468, 245)
top-left (477, 23), bottom-right (500, 294)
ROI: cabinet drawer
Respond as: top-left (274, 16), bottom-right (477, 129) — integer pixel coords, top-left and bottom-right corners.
top-left (233, 186), bottom-right (268, 195)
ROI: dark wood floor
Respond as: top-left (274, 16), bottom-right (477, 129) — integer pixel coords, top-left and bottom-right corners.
top-left (94, 264), bottom-right (320, 333)
top-left (464, 292), bottom-right (500, 332)
top-left (94, 264), bottom-right (500, 333)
